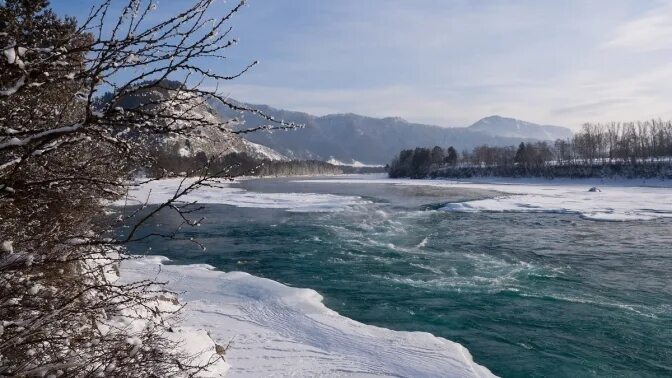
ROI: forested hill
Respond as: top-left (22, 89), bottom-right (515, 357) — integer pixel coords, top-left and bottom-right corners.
top-left (209, 98), bottom-right (569, 165)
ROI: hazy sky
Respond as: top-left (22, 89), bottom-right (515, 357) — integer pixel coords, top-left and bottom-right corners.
top-left (51, 0), bottom-right (672, 129)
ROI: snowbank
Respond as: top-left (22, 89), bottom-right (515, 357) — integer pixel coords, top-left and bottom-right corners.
top-left (439, 179), bottom-right (672, 221)
top-left (100, 253), bottom-right (229, 377)
top-left (121, 256), bottom-right (496, 377)
top-left (296, 176), bottom-right (672, 222)
top-left (115, 177), bottom-right (367, 212)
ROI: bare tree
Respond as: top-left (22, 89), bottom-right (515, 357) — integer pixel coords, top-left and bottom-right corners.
top-left (1, 0), bottom-right (298, 375)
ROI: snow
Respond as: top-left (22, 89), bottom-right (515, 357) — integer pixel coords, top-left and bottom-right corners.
top-left (178, 147), bottom-right (191, 157)
top-left (294, 176), bottom-right (672, 222)
top-left (0, 75), bottom-right (26, 97)
top-left (115, 177), bottom-right (367, 212)
top-left (3, 47), bottom-right (24, 69)
top-left (121, 256), bottom-right (496, 378)
top-left (1, 240), bottom-right (13, 253)
top-left (242, 140), bottom-right (287, 161)
top-left (0, 123), bottom-right (82, 149)
top-left (436, 179), bottom-right (672, 222)
top-left (65, 238), bottom-right (87, 245)
top-left (28, 284), bottom-right (43, 295)
top-left (4, 47), bottom-right (16, 64)
top-left (164, 327), bottom-right (228, 377)
top-left (327, 157), bottom-right (384, 168)
top-left (97, 253), bottom-right (230, 377)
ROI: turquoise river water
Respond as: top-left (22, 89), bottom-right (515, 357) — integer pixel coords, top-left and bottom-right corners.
top-left (125, 177), bottom-right (672, 377)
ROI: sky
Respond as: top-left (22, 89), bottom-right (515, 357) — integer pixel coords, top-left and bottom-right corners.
top-left (50, 0), bottom-right (672, 129)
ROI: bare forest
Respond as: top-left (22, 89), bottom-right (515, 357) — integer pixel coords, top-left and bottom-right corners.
top-left (389, 121), bottom-right (672, 179)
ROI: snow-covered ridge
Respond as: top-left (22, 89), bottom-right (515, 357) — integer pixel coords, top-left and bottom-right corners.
top-left (115, 177), bottom-right (367, 212)
top-left (121, 256), bottom-right (496, 378)
top-left (295, 176), bottom-right (672, 222)
top-left (242, 140), bottom-right (287, 161)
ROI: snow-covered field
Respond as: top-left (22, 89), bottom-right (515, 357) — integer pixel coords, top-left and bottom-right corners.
top-left (121, 256), bottom-right (495, 378)
top-left (296, 176), bottom-right (672, 222)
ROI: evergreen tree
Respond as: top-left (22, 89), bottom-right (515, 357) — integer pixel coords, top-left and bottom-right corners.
top-left (430, 146), bottom-right (445, 165)
top-left (514, 142), bottom-right (526, 166)
top-left (446, 146), bottom-right (458, 166)
top-left (410, 148), bottom-right (432, 178)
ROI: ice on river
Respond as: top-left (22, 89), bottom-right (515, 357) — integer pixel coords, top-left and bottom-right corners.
top-left (296, 176), bottom-right (672, 222)
top-left (121, 256), bottom-right (496, 378)
top-left (114, 177), bottom-right (367, 212)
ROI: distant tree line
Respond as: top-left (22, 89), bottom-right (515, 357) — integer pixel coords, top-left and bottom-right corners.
top-left (148, 149), bottom-right (344, 177)
top-left (389, 120), bottom-right (672, 179)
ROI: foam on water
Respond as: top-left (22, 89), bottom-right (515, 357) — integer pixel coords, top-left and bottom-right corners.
top-left (416, 236), bottom-right (430, 248)
top-left (409, 262), bottom-right (444, 275)
top-left (517, 293), bottom-right (666, 319)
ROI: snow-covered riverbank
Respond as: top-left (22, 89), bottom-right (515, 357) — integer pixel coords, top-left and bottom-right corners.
top-left (296, 176), bottom-right (672, 222)
top-left (115, 177), bottom-right (368, 212)
top-left (120, 256), bottom-right (495, 377)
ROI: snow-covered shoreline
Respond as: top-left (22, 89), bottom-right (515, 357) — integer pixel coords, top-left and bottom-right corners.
top-left (91, 251), bottom-right (231, 377)
top-left (296, 176), bottom-right (672, 222)
top-left (120, 256), bottom-right (496, 377)
top-left (115, 177), bottom-right (368, 212)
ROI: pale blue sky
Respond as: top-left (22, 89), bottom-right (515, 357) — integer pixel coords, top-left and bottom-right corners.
top-left (51, 0), bottom-right (672, 129)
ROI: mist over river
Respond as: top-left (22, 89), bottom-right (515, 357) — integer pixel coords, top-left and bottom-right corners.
top-left (125, 176), bottom-right (672, 377)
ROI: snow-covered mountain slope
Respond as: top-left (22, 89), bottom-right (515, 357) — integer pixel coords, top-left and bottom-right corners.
top-left (468, 115), bottom-right (572, 141)
top-left (115, 86), bottom-right (286, 161)
top-left (242, 140), bottom-right (287, 161)
top-left (327, 157), bottom-right (385, 168)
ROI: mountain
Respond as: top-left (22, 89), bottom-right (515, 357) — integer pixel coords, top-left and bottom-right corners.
top-left (210, 100), bottom-right (570, 165)
top-left (155, 98), bottom-right (288, 161)
top-left (468, 115), bottom-right (573, 141)
top-left (113, 85), bottom-right (286, 161)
